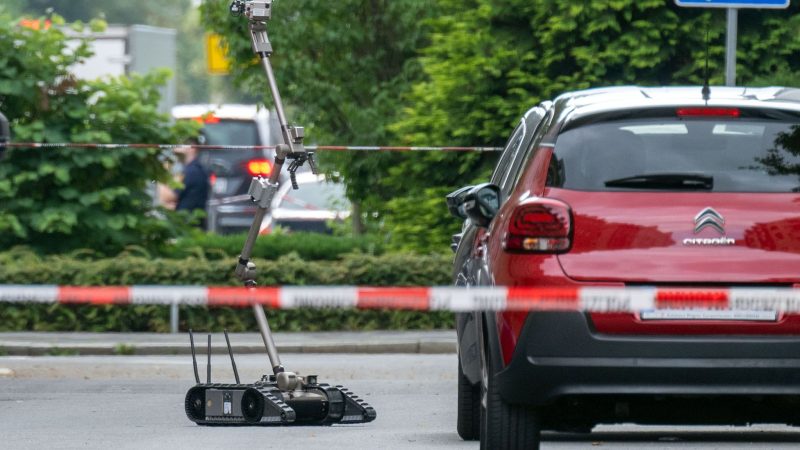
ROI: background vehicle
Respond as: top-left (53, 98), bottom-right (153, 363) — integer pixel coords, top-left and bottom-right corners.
top-left (448, 86), bottom-right (800, 449)
top-left (259, 172), bottom-right (350, 234)
top-left (171, 104), bottom-right (279, 233)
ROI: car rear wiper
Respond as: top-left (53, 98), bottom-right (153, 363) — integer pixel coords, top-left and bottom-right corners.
top-left (604, 173), bottom-right (714, 190)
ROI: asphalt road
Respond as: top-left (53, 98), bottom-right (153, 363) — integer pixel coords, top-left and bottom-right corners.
top-left (1, 354), bottom-right (800, 449)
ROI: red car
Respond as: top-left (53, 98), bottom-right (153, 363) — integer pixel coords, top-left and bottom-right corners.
top-left (448, 86), bottom-right (800, 449)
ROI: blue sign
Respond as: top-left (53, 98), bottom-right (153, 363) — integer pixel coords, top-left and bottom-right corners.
top-left (676, 0), bottom-right (790, 8)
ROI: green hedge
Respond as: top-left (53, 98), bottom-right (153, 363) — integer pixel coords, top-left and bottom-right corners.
top-left (0, 250), bottom-right (453, 332)
top-left (160, 232), bottom-right (386, 261)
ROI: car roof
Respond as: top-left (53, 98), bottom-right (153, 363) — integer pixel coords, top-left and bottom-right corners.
top-left (171, 104), bottom-right (269, 121)
top-left (552, 85), bottom-right (800, 121)
top-left (558, 85), bottom-right (800, 107)
top-left (537, 86), bottom-right (800, 138)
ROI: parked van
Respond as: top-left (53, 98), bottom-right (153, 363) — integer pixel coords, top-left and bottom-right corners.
top-left (171, 104), bottom-right (279, 233)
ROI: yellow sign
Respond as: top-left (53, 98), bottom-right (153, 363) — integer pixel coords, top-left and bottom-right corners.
top-left (206, 33), bottom-right (231, 75)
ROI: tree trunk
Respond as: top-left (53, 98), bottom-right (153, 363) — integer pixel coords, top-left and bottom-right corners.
top-left (352, 201), bottom-right (365, 235)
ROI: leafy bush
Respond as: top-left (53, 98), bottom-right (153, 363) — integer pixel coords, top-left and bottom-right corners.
top-left (200, 0), bottom-right (437, 222)
top-left (0, 303), bottom-right (455, 333)
top-left (0, 249), bottom-right (448, 285)
top-left (0, 13), bottom-right (198, 255)
top-left (0, 250), bottom-right (454, 332)
top-left (389, 0), bottom-right (800, 252)
top-left (161, 232), bottom-right (385, 260)
top-left (205, 0), bottom-right (800, 255)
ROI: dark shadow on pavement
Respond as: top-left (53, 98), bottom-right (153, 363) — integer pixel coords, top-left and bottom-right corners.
top-left (547, 429), bottom-right (800, 443)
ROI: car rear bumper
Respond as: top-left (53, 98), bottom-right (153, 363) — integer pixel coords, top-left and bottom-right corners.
top-left (497, 312), bottom-right (800, 408)
top-left (207, 201), bottom-right (258, 233)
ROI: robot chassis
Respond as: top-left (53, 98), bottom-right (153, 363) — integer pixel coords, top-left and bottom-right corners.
top-left (184, 0), bottom-right (376, 426)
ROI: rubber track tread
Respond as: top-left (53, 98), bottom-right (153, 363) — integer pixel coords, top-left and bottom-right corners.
top-left (333, 384), bottom-right (377, 423)
top-left (248, 386), bottom-right (296, 424)
top-left (185, 386), bottom-right (205, 424)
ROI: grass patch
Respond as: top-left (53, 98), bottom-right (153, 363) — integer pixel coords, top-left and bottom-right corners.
top-left (45, 347), bottom-right (80, 356)
top-left (113, 344), bottom-right (136, 355)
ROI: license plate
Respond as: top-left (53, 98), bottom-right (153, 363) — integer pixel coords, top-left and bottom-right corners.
top-left (213, 178), bottom-right (229, 194)
top-left (640, 310), bottom-right (778, 322)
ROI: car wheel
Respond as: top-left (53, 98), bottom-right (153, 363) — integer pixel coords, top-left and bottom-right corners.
top-left (457, 358), bottom-right (480, 440)
top-left (479, 327), bottom-right (541, 450)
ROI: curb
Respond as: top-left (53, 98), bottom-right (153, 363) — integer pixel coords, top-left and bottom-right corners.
top-left (0, 340), bottom-right (456, 357)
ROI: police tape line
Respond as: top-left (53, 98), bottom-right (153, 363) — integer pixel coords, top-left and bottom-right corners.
top-left (1, 285), bottom-right (800, 312)
top-left (0, 143), bottom-right (503, 152)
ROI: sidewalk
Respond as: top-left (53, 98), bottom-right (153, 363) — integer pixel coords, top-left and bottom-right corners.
top-left (0, 330), bottom-right (456, 356)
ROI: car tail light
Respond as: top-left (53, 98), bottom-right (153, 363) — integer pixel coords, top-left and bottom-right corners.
top-left (503, 199), bottom-right (572, 253)
top-left (246, 159), bottom-right (272, 177)
top-left (19, 18), bottom-right (52, 30)
top-left (209, 172), bottom-right (217, 186)
top-left (676, 107), bottom-right (740, 118)
top-left (192, 114), bottom-right (221, 124)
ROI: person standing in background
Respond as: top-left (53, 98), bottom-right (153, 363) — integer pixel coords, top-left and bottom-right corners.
top-left (159, 137), bottom-right (210, 228)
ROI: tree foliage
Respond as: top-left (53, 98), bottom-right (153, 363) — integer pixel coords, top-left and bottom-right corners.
top-left (390, 0), bottom-right (800, 250)
top-left (16, 0), bottom-right (192, 29)
top-left (396, 0), bottom-right (800, 147)
top-left (12, 0), bottom-right (225, 105)
top-left (200, 0), bottom-right (438, 226)
top-left (0, 249), bottom-right (453, 332)
top-left (203, 0), bottom-right (800, 252)
top-left (0, 13), bottom-right (197, 254)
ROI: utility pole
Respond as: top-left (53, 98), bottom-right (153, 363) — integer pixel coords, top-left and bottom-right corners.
top-left (675, 0), bottom-right (790, 88)
top-left (725, 8), bottom-right (738, 86)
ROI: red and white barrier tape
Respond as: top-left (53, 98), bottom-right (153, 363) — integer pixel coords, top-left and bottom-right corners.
top-left (0, 143), bottom-right (503, 152)
top-left (1, 285), bottom-right (800, 312)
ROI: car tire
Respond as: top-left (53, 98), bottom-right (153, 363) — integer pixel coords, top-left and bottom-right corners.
top-left (457, 358), bottom-right (481, 440)
top-left (479, 327), bottom-right (541, 450)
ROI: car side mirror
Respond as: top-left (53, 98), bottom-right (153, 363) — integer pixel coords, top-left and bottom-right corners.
top-left (446, 185), bottom-right (474, 219)
top-left (463, 183), bottom-right (501, 228)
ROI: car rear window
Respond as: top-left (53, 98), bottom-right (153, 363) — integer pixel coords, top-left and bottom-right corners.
top-left (203, 119), bottom-right (260, 147)
top-left (192, 119), bottom-right (263, 177)
top-left (280, 180), bottom-right (350, 211)
top-left (547, 117), bottom-right (800, 192)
